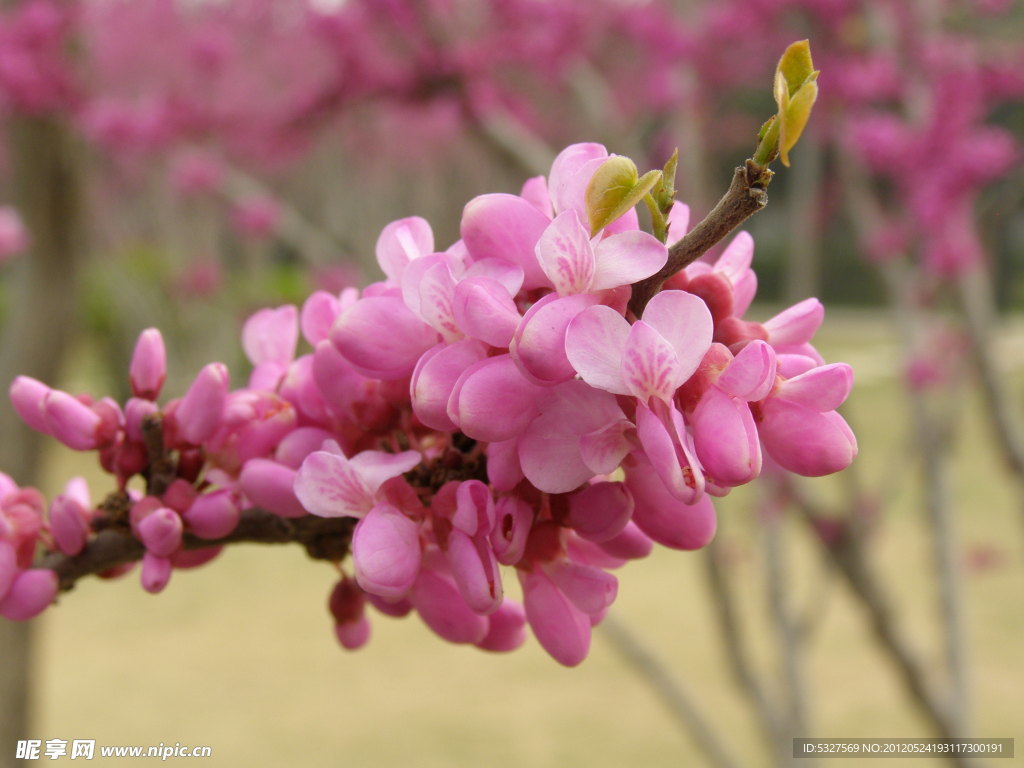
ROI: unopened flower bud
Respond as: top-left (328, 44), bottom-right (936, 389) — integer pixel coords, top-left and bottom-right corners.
top-left (43, 390), bottom-right (103, 450)
top-left (129, 328), bottom-right (167, 400)
top-left (0, 568), bottom-right (57, 620)
top-left (175, 363), bottom-right (228, 444)
top-left (138, 507), bottom-right (183, 557)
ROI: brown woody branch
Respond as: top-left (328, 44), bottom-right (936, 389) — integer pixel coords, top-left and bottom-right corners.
top-left (37, 509), bottom-right (356, 593)
top-left (629, 161), bottom-right (771, 317)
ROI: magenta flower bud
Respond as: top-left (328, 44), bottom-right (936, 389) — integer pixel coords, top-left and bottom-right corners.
top-left (43, 390), bottom-right (102, 450)
top-left (140, 552), bottom-right (172, 594)
top-left (129, 328), bottom-right (167, 400)
top-left (0, 540), bottom-right (17, 601)
top-left (129, 496), bottom-right (163, 538)
top-left (0, 569), bottom-right (57, 620)
top-left (238, 458), bottom-right (306, 518)
top-left (138, 507), bottom-right (183, 557)
top-left (124, 398), bottom-right (159, 443)
top-left (182, 490), bottom-right (240, 540)
top-left (9, 376), bottom-right (52, 434)
top-left (176, 362), bottom-right (228, 444)
top-left (334, 616), bottom-right (371, 650)
top-left (49, 494), bottom-right (90, 556)
top-left (475, 600), bottom-right (527, 652)
top-left (327, 578), bottom-right (371, 649)
top-left (161, 478), bottom-right (198, 513)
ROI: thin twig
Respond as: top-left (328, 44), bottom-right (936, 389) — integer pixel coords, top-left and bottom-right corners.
top-left (703, 537), bottom-right (791, 763)
top-left (953, 267), bottom-right (1024, 536)
top-left (786, 483), bottom-right (977, 768)
top-left (600, 615), bottom-right (742, 768)
top-left (37, 509), bottom-right (356, 593)
top-left (761, 492), bottom-right (812, 759)
top-left (629, 162), bottom-right (771, 316)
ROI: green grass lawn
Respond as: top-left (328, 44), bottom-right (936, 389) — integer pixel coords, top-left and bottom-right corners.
top-left (29, 311), bottom-right (1024, 767)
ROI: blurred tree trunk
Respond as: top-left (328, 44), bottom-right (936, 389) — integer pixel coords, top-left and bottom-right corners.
top-left (0, 114), bottom-right (83, 768)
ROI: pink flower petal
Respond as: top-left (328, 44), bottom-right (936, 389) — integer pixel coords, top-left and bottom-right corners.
top-left (452, 479), bottom-right (495, 537)
top-left (623, 320), bottom-right (687, 403)
top-left (690, 386), bottom-right (761, 486)
top-left (461, 193), bottom-right (551, 289)
top-left (548, 143), bottom-right (607, 215)
top-left (567, 482), bottom-right (633, 543)
top-left (490, 496), bottom-right (532, 565)
top-left (301, 291), bottom-right (342, 346)
top-left (591, 230), bottom-right (668, 290)
top-left (535, 210), bottom-right (596, 296)
top-left (520, 175), bottom-right (553, 217)
top-left (412, 568), bottom-right (489, 644)
top-left (376, 216), bottom-right (433, 283)
top-left (760, 399), bottom-right (858, 476)
top-left (717, 340), bottom-right (776, 401)
top-left (239, 459), bottom-right (308, 518)
top-left (476, 600), bottom-right (528, 652)
top-left (597, 521), bottom-right (655, 560)
top-left (777, 363), bottom-right (854, 412)
top-left (448, 355), bottom-right (542, 443)
top-left (294, 451), bottom-right (372, 518)
top-left (626, 455), bottom-right (717, 550)
top-left (486, 439), bottom-right (524, 493)
top-left (518, 382), bottom-right (624, 494)
top-left (242, 305), bottom-right (298, 368)
top-left (452, 276), bottom-right (521, 348)
top-left (543, 560), bottom-right (617, 615)
top-left (348, 450), bottom-right (422, 495)
top-left (640, 290), bottom-right (714, 381)
top-left (512, 292), bottom-right (600, 384)
top-left (520, 569), bottom-right (591, 667)
top-left (463, 257), bottom-right (524, 297)
top-left (447, 530), bottom-right (503, 614)
top-left (411, 340), bottom-right (488, 432)
top-left (635, 403), bottom-right (705, 503)
top-left (352, 503), bottom-right (422, 600)
top-left (331, 296), bottom-right (438, 380)
top-left (714, 231), bottom-right (754, 281)
top-left (764, 298), bottom-right (824, 347)
top-left (579, 419), bottom-right (633, 475)
top-left (666, 201), bottom-right (691, 245)
top-left (564, 304), bottom-right (630, 394)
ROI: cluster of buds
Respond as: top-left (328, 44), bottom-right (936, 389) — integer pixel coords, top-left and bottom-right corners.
top-left (3, 143), bottom-right (855, 665)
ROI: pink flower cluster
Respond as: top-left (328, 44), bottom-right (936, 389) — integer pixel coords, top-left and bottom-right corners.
top-left (5, 144), bottom-right (855, 665)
